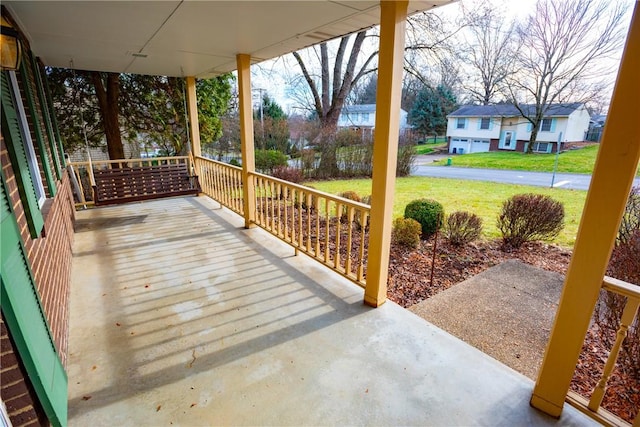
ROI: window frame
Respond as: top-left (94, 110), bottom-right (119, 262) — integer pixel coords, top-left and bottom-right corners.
top-left (541, 118), bottom-right (553, 132)
top-left (8, 71), bottom-right (46, 207)
top-left (456, 118), bottom-right (466, 129)
top-left (479, 117), bottom-right (491, 130)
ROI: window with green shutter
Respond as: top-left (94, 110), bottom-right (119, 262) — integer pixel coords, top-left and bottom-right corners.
top-left (1, 70), bottom-right (45, 238)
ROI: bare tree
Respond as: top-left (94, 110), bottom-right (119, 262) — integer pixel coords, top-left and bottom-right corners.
top-left (507, 0), bottom-right (628, 152)
top-left (292, 31), bottom-right (377, 176)
top-left (459, 3), bottom-right (518, 105)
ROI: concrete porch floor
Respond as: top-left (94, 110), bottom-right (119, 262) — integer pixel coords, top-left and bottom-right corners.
top-left (68, 196), bottom-right (595, 426)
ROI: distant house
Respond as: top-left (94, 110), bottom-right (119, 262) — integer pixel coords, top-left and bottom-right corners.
top-left (338, 104), bottom-right (409, 136)
top-left (446, 103), bottom-right (591, 154)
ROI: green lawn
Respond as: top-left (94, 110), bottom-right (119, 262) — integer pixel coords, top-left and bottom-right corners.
top-left (306, 177), bottom-right (587, 248)
top-left (415, 141), bottom-right (447, 155)
top-left (441, 145), bottom-right (640, 176)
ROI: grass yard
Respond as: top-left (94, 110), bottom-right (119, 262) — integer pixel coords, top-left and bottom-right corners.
top-left (306, 176), bottom-right (587, 248)
top-left (441, 145), bottom-right (640, 175)
top-left (415, 141), bottom-right (447, 155)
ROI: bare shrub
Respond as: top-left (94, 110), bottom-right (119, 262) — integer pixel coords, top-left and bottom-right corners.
top-left (596, 186), bottom-right (640, 381)
top-left (337, 191), bottom-right (362, 224)
top-left (445, 211), bottom-right (482, 246)
top-left (392, 217), bottom-right (422, 249)
top-left (337, 191), bottom-right (361, 203)
top-left (497, 193), bottom-right (564, 248)
top-left (618, 186), bottom-right (640, 245)
top-left (396, 133), bottom-right (417, 177)
top-left (271, 166), bottom-right (304, 183)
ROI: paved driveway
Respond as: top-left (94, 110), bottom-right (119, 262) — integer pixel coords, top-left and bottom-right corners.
top-left (412, 156), bottom-right (640, 190)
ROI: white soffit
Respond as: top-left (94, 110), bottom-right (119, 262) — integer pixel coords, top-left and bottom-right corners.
top-left (5, 1), bottom-right (454, 78)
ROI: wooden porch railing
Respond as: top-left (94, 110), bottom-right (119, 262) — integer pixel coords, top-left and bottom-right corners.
top-left (194, 156), bottom-right (370, 288)
top-left (195, 156), bottom-right (244, 215)
top-left (566, 276), bottom-right (640, 427)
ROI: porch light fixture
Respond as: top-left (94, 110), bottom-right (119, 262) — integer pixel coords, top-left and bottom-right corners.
top-left (1, 17), bottom-right (22, 70)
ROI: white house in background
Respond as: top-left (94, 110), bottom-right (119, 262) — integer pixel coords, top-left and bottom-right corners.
top-left (446, 103), bottom-right (591, 154)
top-left (338, 104), bottom-right (410, 136)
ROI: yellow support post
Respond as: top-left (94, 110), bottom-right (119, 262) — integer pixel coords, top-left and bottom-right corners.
top-left (237, 54), bottom-right (256, 229)
top-left (185, 76), bottom-right (201, 158)
top-left (364, 0), bottom-right (408, 307)
top-left (531, 3), bottom-right (640, 417)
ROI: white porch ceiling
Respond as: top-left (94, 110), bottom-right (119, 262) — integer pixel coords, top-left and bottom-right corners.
top-left (4, 1), bottom-right (454, 78)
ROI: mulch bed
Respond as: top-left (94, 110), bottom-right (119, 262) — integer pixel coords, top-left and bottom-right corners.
top-left (386, 234), bottom-right (638, 424)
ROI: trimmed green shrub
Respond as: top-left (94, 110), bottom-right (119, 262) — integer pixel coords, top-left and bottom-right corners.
top-left (497, 193), bottom-right (564, 248)
top-left (228, 158), bottom-right (241, 167)
top-left (404, 198), bottom-right (444, 237)
top-left (255, 149), bottom-right (288, 173)
top-left (445, 211), bottom-right (482, 246)
top-left (392, 217), bottom-right (422, 249)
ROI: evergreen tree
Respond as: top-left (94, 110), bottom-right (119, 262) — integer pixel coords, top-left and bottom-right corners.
top-left (254, 94), bottom-right (290, 153)
top-left (408, 85), bottom-right (457, 137)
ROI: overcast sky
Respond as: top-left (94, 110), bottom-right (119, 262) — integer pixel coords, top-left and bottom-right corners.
top-left (248, 0), bottom-right (634, 115)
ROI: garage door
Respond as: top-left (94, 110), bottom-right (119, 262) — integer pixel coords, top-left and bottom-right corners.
top-left (470, 139), bottom-right (490, 153)
top-left (450, 138), bottom-right (468, 154)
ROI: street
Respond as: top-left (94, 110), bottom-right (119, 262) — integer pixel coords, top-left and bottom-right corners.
top-left (412, 163), bottom-right (640, 191)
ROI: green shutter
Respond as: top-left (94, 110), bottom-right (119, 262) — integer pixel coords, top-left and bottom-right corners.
top-left (19, 54), bottom-right (57, 196)
top-left (1, 71), bottom-right (44, 238)
top-left (0, 172), bottom-right (67, 427)
top-left (31, 54), bottom-right (63, 179)
top-left (39, 65), bottom-right (66, 168)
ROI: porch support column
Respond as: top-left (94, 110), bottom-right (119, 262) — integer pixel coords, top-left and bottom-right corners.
top-left (364, 0), bottom-right (408, 307)
top-left (531, 3), bottom-right (640, 417)
top-left (185, 76), bottom-right (201, 157)
top-left (237, 54), bottom-right (256, 229)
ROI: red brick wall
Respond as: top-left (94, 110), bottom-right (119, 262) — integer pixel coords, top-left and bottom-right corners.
top-left (0, 138), bottom-right (75, 365)
top-left (1, 11), bottom-right (75, 424)
top-left (1, 315), bottom-right (48, 427)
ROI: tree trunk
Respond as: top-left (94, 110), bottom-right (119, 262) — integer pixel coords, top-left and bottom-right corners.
top-left (92, 72), bottom-right (124, 160)
top-left (527, 124), bottom-right (539, 154)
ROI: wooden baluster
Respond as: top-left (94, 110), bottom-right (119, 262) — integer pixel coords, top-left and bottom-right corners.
top-left (315, 196), bottom-right (321, 258)
top-left (345, 206), bottom-right (354, 277)
top-left (324, 199), bottom-right (330, 263)
top-left (258, 177), bottom-right (265, 226)
top-left (276, 183), bottom-right (282, 237)
top-left (298, 189), bottom-right (304, 252)
top-left (357, 210), bottom-right (368, 283)
top-left (335, 204), bottom-right (342, 269)
top-left (284, 186), bottom-right (290, 242)
top-left (306, 192), bottom-right (312, 253)
top-left (234, 170), bottom-right (242, 215)
top-left (588, 296), bottom-right (640, 411)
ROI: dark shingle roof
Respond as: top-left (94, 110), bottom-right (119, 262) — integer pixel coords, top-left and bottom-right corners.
top-left (448, 103), bottom-right (584, 118)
